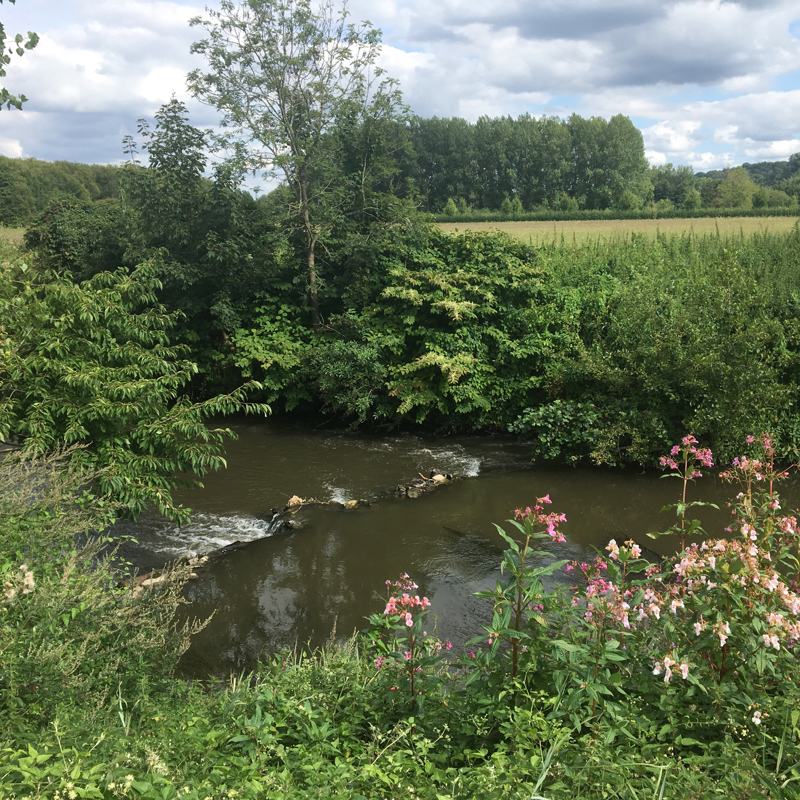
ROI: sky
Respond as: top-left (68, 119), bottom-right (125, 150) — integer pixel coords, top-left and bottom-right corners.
top-left (2, 0), bottom-right (800, 179)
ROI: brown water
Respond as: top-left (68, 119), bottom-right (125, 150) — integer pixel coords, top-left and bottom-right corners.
top-left (115, 419), bottom-right (796, 676)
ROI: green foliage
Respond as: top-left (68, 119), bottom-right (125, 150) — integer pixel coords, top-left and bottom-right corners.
top-left (23, 198), bottom-right (126, 279)
top-left (0, 248), bottom-right (268, 521)
top-left (236, 228), bottom-right (557, 426)
top-left (742, 152), bottom-right (800, 187)
top-left (518, 231), bottom-right (800, 465)
top-left (0, 155), bottom-right (34, 224)
top-left (115, 99), bottom-right (294, 392)
top-left (683, 187), bottom-right (702, 210)
top-left (0, 0), bottom-right (39, 110)
top-left (0, 155), bottom-right (119, 225)
top-left (716, 166), bottom-right (758, 209)
top-left (408, 112), bottom-right (650, 213)
top-left (189, 0), bottom-right (412, 329)
top-left (0, 449), bottom-right (207, 735)
top-left (5, 447), bottom-right (800, 797)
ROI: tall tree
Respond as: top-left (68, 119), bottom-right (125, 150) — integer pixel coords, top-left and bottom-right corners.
top-left (188, 0), bottom-right (406, 329)
top-left (650, 163), bottom-right (695, 207)
top-left (716, 166), bottom-right (758, 209)
top-left (119, 98), bottom-right (291, 389)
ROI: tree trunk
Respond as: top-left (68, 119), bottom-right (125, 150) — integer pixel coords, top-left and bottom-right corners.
top-left (307, 242), bottom-right (320, 331)
top-left (299, 178), bottom-right (321, 331)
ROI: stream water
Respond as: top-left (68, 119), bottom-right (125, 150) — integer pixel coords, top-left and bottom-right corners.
top-left (113, 419), bottom-right (796, 676)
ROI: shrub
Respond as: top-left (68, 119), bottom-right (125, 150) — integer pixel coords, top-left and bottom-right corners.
top-left (0, 449), bottom-right (208, 733)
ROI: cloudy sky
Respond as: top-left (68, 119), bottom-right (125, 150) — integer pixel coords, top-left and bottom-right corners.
top-left (2, 0), bottom-right (799, 176)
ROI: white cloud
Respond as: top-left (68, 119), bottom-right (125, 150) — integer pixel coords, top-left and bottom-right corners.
top-left (0, 138), bottom-right (24, 158)
top-left (0, 0), bottom-right (798, 172)
top-left (714, 125), bottom-right (740, 144)
top-left (643, 120), bottom-right (704, 154)
top-left (743, 139), bottom-right (800, 159)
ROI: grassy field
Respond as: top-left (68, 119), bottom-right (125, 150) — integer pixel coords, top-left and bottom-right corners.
top-left (439, 215), bottom-right (800, 244)
top-left (0, 227), bottom-right (25, 245)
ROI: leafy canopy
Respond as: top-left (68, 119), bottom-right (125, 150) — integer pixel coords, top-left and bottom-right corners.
top-left (0, 248), bottom-right (269, 522)
top-left (188, 0), bottom-right (408, 328)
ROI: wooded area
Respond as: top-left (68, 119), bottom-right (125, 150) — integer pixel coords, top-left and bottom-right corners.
top-left (3, 118), bottom-right (798, 227)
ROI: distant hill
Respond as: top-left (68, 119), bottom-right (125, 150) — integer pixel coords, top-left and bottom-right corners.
top-left (0, 155), bottom-right (120, 226)
top-left (697, 154), bottom-right (800, 188)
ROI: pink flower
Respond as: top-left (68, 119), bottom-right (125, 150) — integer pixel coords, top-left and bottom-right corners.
top-left (679, 662), bottom-right (689, 680)
top-left (752, 710), bottom-right (762, 725)
top-left (718, 622), bottom-right (730, 648)
top-left (405, 612), bottom-right (413, 627)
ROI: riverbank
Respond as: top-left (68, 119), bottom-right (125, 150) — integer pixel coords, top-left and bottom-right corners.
top-left (3, 436), bottom-right (800, 798)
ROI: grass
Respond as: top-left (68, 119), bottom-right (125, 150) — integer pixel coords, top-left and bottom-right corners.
top-left (438, 215), bottom-right (800, 244)
top-left (0, 227), bottom-right (25, 246)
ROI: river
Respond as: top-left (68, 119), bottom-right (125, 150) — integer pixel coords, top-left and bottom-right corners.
top-left (113, 418), bottom-right (789, 676)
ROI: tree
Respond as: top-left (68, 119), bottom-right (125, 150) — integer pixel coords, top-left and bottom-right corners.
top-left (0, 155), bottom-right (34, 223)
top-left (0, 251), bottom-right (268, 521)
top-left (650, 163), bottom-right (695, 206)
top-left (188, 0), bottom-right (407, 329)
top-left (683, 187), bottom-right (702, 210)
top-left (716, 166), bottom-right (758, 209)
top-left (0, 0), bottom-right (39, 110)
top-left (408, 116), bottom-right (478, 211)
top-left (118, 98), bottom-right (293, 391)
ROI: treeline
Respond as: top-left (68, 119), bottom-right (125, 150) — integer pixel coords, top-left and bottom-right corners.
top-left (404, 113), bottom-right (652, 213)
top-left (3, 116), bottom-right (800, 226)
top-left (652, 161), bottom-right (800, 213)
top-left (0, 154), bottom-right (119, 225)
top-left (406, 115), bottom-right (800, 215)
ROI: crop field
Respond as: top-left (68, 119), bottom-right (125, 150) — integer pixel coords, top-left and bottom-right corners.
top-left (439, 215), bottom-right (800, 244)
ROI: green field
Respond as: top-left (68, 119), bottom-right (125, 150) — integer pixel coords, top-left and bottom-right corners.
top-left (439, 214), bottom-right (800, 243)
top-left (0, 227), bottom-right (25, 245)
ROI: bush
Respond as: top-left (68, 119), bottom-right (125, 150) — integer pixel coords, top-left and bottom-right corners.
top-left (0, 449), bottom-right (208, 734)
